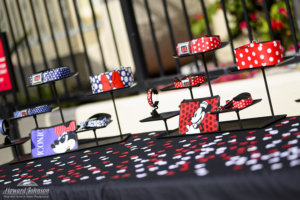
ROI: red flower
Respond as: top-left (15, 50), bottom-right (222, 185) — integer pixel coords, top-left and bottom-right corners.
top-left (279, 7), bottom-right (288, 18)
top-left (239, 21), bottom-right (247, 29)
top-left (288, 42), bottom-right (300, 51)
top-left (195, 14), bottom-right (203, 20)
top-left (276, 21), bottom-right (284, 29)
top-left (250, 13), bottom-right (257, 21)
top-left (271, 19), bottom-right (284, 31)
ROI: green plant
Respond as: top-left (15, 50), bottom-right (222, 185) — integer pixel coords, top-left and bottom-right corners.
top-left (191, 0), bottom-right (299, 51)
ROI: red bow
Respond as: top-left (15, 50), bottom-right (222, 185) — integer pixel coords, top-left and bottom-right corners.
top-left (54, 121), bottom-right (76, 137)
top-left (101, 71), bottom-right (124, 92)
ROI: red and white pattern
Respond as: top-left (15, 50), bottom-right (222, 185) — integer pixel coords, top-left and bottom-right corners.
top-left (231, 96), bottom-right (253, 109)
top-left (235, 40), bottom-right (284, 70)
top-left (174, 75), bottom-right (206, 88)
top-left (147, 88), bottom-right (158, 108)
top-left (176, 36), bottom-right (221, 56)
top-left (191, 36), bottom-right (221, 54)
top-left (55, 121), bottom-right (76, 137)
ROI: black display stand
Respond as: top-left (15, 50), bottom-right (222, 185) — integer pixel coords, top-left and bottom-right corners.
top-left (156, 114), bottom-right (286, 139)
top-left (229, 57), bottom-right (294, 117)
top-left (160, 73), bottom-right (219, 99)
top-left (161, 83), bottom-right (204, 100)
top-left (296, 99), bottom-right (300, 102)
top-left (140, 110), bottom-right (179, 135)
top-left (28, 72), bottom-right (78, 123)
top-left (9, 107), bottom-right (59, 128)
top-left (0, 137), bottom-right (30, 161)
top-left (173, 42), bottom-right (229, 97)
top-left (211, 99), bottom-right (262, 129)
top-left (75, 121), bottom-right (131, 149)
top-left (89, 85), bottom-right (136, 141)
top-left (76, 121), bottom-right (113, 145)
top-left (151, 42), bottom-right (290, 139)
top-left (141, 44), bottom-right (229, 137)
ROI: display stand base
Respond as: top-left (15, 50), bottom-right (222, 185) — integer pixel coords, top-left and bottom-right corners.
top-left (156, 115), bottom-right (286, 139)
top-left (0, 137), bottom-right (30, 149)
top-left (219, 114), bottom-right (286, 132)
top-left (78, 133), bottom-right (131, 149)
top-left (9, 134), bottom-right (131, 164)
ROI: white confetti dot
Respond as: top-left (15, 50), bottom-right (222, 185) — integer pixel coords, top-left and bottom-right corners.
top-left (239, 53), bottom-right (243, 57)
top-left (271, 163), bottom-right (282, 170)
top-left (242, 61), bottom-right (245, 65)
top-left (245, 48), bottom-right (249, 53)
top-left (252, 52), bottom-right (256, 56)
top-left (254, 60), bottom-right (258, 64)
top-left (249, 64), bottom-right (253, 68)
top-left (260, 55), bottom-right (265, 59)
top-left (247, 56), bottom-right (251, 61)
top-left (258, 46), bottom-right (262, 51)
top-left (269, 57), bottom-right (274, 62)
top-left (251, 164), bottom-right (263, 171)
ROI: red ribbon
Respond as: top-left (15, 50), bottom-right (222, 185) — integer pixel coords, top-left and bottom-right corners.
top-left (176, 36), bottom-right (221, 56)
top-left (54, 121), bottom-right (76, 137)
top-left (235, 40), bottom-right (284, 70)
top-left (101, 71), bottom-right (124, 92)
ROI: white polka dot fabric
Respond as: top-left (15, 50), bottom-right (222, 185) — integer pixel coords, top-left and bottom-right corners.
top-left (29, 66), bottom-right (71, 85)
top-left (176, 36), bottom-right (221, 56)
top-left (147, 88), bottom-right (156, 108)
top-left (232, 97), bottom-right (253, 109)
top-left (235, 40), bottom-right (284, 70)
top-left (174, 75), bottom-right (206, 88)
top-left (191, 36), bottom-right (221, 53)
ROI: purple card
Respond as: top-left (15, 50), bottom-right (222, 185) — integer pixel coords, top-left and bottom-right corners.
top-left (31, 121), bottom-right (78, 158)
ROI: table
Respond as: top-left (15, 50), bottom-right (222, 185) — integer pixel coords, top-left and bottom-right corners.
top-left (0, 116), bottom-right (300, 199)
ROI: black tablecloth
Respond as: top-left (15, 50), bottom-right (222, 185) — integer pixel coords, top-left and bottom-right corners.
top-left (1, 116), bottom-right (300, 199)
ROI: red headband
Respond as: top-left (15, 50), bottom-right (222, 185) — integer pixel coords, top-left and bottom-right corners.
top-left (147, 88), bottom-right (159, 108)
top-left (174, 75), bottom-right (206, 88)
top-left (235, 40), bottom-right (284, 70)
top-left (217, 93), bottom-right (253, 111)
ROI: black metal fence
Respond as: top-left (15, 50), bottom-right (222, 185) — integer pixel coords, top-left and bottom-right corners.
top-left (0, 0), bottom-right (299, 110)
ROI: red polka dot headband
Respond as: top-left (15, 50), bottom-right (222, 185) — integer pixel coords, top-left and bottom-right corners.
top-left (176, 35), bottom-right (221, 56)
top-left (174, 75), bottom-right (206, 88)
top-left (235, 40), bottom-right (284, 70)
top-left (217, 92), bottom-right (253, 110)
top-left (147, 88), bottom-right (159, 108)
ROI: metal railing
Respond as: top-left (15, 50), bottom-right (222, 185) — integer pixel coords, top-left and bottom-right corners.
top-left (0, 0), bottom-right (299, 110)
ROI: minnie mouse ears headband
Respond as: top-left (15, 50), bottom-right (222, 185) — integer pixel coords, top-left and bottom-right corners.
top-left (147, 88), bottom-right (159, 108)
